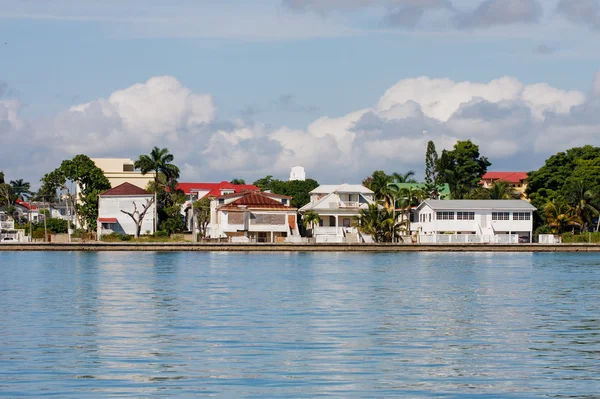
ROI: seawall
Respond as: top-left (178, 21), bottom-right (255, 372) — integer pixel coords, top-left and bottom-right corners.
top-left (1, 243), bottom-right (599, 252)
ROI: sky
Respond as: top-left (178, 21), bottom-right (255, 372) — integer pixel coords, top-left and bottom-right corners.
top-left (1, 0), bottom-right (600, 188)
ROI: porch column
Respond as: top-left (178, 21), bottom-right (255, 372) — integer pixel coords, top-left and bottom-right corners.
top-left (271, 231), bottom-right (274, 243)
top-left (335, 215), bottom-right (339, 235)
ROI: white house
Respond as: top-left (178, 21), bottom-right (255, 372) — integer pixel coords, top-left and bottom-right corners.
top-left (209, 191), bottom-right (299, 243)
top-left (97, 182), bottom-right (155, 239)
top-left (411, 200), bottom-right (536, 243)
top-left (299, 184), bottom-right (375, 243)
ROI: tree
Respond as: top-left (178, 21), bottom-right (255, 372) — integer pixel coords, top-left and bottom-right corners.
top-left (354, 203), bottom-right (407, 243)
top-left (40, 155), bottom-right (111, 231)
top-left (120, 198), bottom-right (155, 238)
top-left (565, 180), bottom-right (598, 232)
top-left (193, 196), bottom-right (211, 239)
top-left (135, 147), bottom-right (180, 231)
top-left (9, 179), bottom-right (32, 202)
top-left (544, 199), bottom-right (582, 234)
top-left (230, 178), bottom-right (246, 185)
top-left (253, 175), bottom-right (275, 191)
top-left (471, 180), bottom-right (517, 200)
top-left (252, 175), bottom-right (319, 208)
top-left (392, 171), bottom-right (418, 184)
top-left (0, 171), bottom-right (4, 184)
top-left (424, 140), bottom-right (440, 199)
top-left (363, 170), bottom-right (393, 204)
top-left (437, 140), bottom-right (491, 199)
top-left (302, 210), bottom-right (321, 238)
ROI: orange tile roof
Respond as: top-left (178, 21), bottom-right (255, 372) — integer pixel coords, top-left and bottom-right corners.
top-left (219, 192), bottom-right (295, 211)
top-left (100, 182), bottom-right (150, 196)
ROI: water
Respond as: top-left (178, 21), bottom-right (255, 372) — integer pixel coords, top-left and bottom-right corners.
top-left (0, 252), bottom-right (599, 398)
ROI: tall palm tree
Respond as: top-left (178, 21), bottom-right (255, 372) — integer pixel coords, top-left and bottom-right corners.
top-left (566, 180), bottom-right (598, 232)
top-left (9, 178), bottom-right (31, 202)
top-left (134, 147), bottom-right (180, 231)
top-left (134, 147), bottom-right (180, 188)
top-left (302, 210), bottom-right (321, 240)
top-left (544, 199), bottom-right (582, 234)
top-left (392, 170), bottom-right (418, 184)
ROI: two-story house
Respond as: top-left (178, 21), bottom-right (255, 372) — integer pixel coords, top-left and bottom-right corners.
top-left (299, 184), bottom-right (375, 243)
top-left (411, 200), bottom-right (536, 243)
top-left (480, 172), bottom-right (529, 200)
top-left (209, 191), bottom-right (299, 243)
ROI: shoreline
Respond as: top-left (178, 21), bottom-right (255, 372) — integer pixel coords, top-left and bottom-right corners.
top-left (0, 242), bottom-right (599, 252)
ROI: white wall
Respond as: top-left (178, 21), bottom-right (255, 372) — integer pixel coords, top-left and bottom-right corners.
top-left (412, 204), bottom-right (533, 235)
top-left (98, 195), bottom-right (155, 236)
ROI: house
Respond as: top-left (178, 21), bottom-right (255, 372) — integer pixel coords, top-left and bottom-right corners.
top-left (299, 184), bottom-right (375, 243)
top-left (0, 211), bottom-right (26, 242)
top-left (411, 200), bottom-right (536, 243)
top-left (480, 172), bottom-right (529, 200)
top-left (14, 199), bottom-right (40, 222)
top-left (91, 158), bottom-right (156, 190)
top-left (177, 181), bottom-right (260, 230)
top-left (96, 182), bottom-right (155, 239)
top-left (209, 191), bottom-right (299, 243)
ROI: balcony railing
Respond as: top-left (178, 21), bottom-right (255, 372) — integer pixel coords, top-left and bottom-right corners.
top-left (338, 201), bottom-right (360, 208)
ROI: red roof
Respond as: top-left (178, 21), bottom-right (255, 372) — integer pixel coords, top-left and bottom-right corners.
top-left (100, 182), bottom-right (150, 196)
top-left (481, 172), bottom-right (528, 184)
top-left (219, 192), bottom-right (295, 211)
top-left (177, 181), bottom-right (260, 197)
top-left (15, 199), bottom-right (37, 210)
top-left (98, 218), bottom-right (118, 223)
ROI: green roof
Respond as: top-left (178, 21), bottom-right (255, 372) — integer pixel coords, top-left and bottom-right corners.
top-left (388, 182), bottom-right (452, 199)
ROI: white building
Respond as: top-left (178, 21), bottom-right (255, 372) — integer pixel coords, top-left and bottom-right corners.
top-left (289, 166), bottom-right (306, 181)
top-left (411, 200), bottom-right (536, 243)
top-left (209, 191), bottom-right (299, 243)
top-left (299, 184), bottom-right (375, 243)
top-left (97, 183), bottom-right (155, 239)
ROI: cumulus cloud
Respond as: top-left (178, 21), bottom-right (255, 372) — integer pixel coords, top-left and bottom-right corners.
top-left (557, 0), bottom-right (600, 31)
top-left (457, 0), bottom-right (542, 28)
top-left (2, 72), bottom-right (600, 186)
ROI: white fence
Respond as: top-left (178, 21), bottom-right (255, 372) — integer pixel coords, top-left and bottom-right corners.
top-left (418, 234), bottom-right (522, 244)
top-left (538, 234), bottom-right (561, 244)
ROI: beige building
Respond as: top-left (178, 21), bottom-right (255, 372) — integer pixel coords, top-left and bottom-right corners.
top-left (91, 158), bottom-right (156, 190)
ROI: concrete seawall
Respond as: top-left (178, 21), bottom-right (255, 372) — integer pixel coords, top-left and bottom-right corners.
top-left (1, 243), bottom-right (599, 252)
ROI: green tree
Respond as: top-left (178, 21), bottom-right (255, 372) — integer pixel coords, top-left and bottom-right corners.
top-left (193, 196), bottom-right (211, 239)
top-left (40, 155), bottom-right (111, 231)
top-left (392, 171), bottom-right (417, 184)
top-left (424, 140), bottom-right (440, 199)
top-left (230, 178), bottom-right (246, 185)
top-left (135, 147), bottom-right (181, 231)
top-left (9, 178), bottom-right (31, 202)
top-left (471, 180), bottom-right (516, 200)
top-left (437, 140), bottom-right (491, 199)
top-left (253, 175), bottom-right (275, 191)
top-left (354, 203), bottom-right (407, 243)
top-left (544, 198), bottom-right (582, 234)
top-left (565, 180), bottom-right (598, 232)
top-left (0, 182), bottom-right (11, 207)
top-left (363, 170), bottom-right (393, 204)
top-left (0, 171), bottom-right (4, 184)
top-left (301, 210), bottom-right (321, 238)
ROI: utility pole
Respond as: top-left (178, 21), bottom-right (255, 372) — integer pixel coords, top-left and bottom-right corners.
top-left (43, 199), bottom-right (48, 242)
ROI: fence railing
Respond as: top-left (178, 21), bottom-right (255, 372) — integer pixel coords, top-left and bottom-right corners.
top-left (418, 234), bottom-right (522, 244)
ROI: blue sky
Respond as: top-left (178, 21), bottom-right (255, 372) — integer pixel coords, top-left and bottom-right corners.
top-left (1, 0), bottom-right (600, 186)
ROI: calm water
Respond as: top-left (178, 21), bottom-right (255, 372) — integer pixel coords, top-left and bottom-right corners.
top-left (0, 252), bottom-right (599, 398)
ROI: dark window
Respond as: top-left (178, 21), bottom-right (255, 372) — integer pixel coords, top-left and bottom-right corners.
top-left (492, 212), bottom-right (510, 220)
top-left (513, 212), bottom-right (531, 221)
top-left (457, 212), bottom-right (475, 220)
top-left (436, 211), bottom-right (455, 220)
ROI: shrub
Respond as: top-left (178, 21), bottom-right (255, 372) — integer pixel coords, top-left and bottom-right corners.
top-left (153, 230), bottom-right (169, 237)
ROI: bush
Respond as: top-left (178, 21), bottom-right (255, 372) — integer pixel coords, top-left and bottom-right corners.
top-left (120, 234), bottom-right (133, 241)
top-left (153, 230), bottom-right (169, 237)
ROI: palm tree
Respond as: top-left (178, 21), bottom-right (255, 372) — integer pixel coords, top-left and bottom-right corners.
top-left (302, 210), bottom-right (321, 239)
top-left (134, 147), bottom-right (180, 188)
top-left (544, 199), bottom-right (582, 234)
top-left (134, 147), bottom-right (180, 231)
top-left (566, 180), bottom-right (598, 232)
top-left (354, 204), bottom-right (406, 243)
top-left (9, 179), bottom-right (31, 202)
top-left (487, 180), bottom-right (517, 200)
top-left (392, 170), bottom-right (418, 184)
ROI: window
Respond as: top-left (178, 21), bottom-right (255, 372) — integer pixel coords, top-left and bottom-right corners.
top-left (456, 212), bottom-right (475, 220)
top-left (428, 213), bottom-right (431, 222)
top-left (513, 212), bottom-right (531, 221)
top-left (282, 198), bottom-right (288, 205)
top-left (436, 211), bottom-right (455, 220)
top-left (492, 212), bottom-right (510, 220)
top-left (218, 198), bottom-right (225, 205)
top-left (123, 164), bottom-right (134, 172)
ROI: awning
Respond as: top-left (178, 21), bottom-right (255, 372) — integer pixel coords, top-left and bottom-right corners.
top-left (98, 218), bottom-right (118, 223)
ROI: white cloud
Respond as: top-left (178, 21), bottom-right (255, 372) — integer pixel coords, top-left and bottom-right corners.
top-left (2, 72), bottom-right (600, 186)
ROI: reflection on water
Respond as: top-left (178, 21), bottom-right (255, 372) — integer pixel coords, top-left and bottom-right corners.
top-left (0, 251), bottom-right (599, 398)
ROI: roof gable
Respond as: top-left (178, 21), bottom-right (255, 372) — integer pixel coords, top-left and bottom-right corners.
top-left (100, 182), bottom-right (150, 196)
top-left (219, 192), bottom-right (295, 210)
